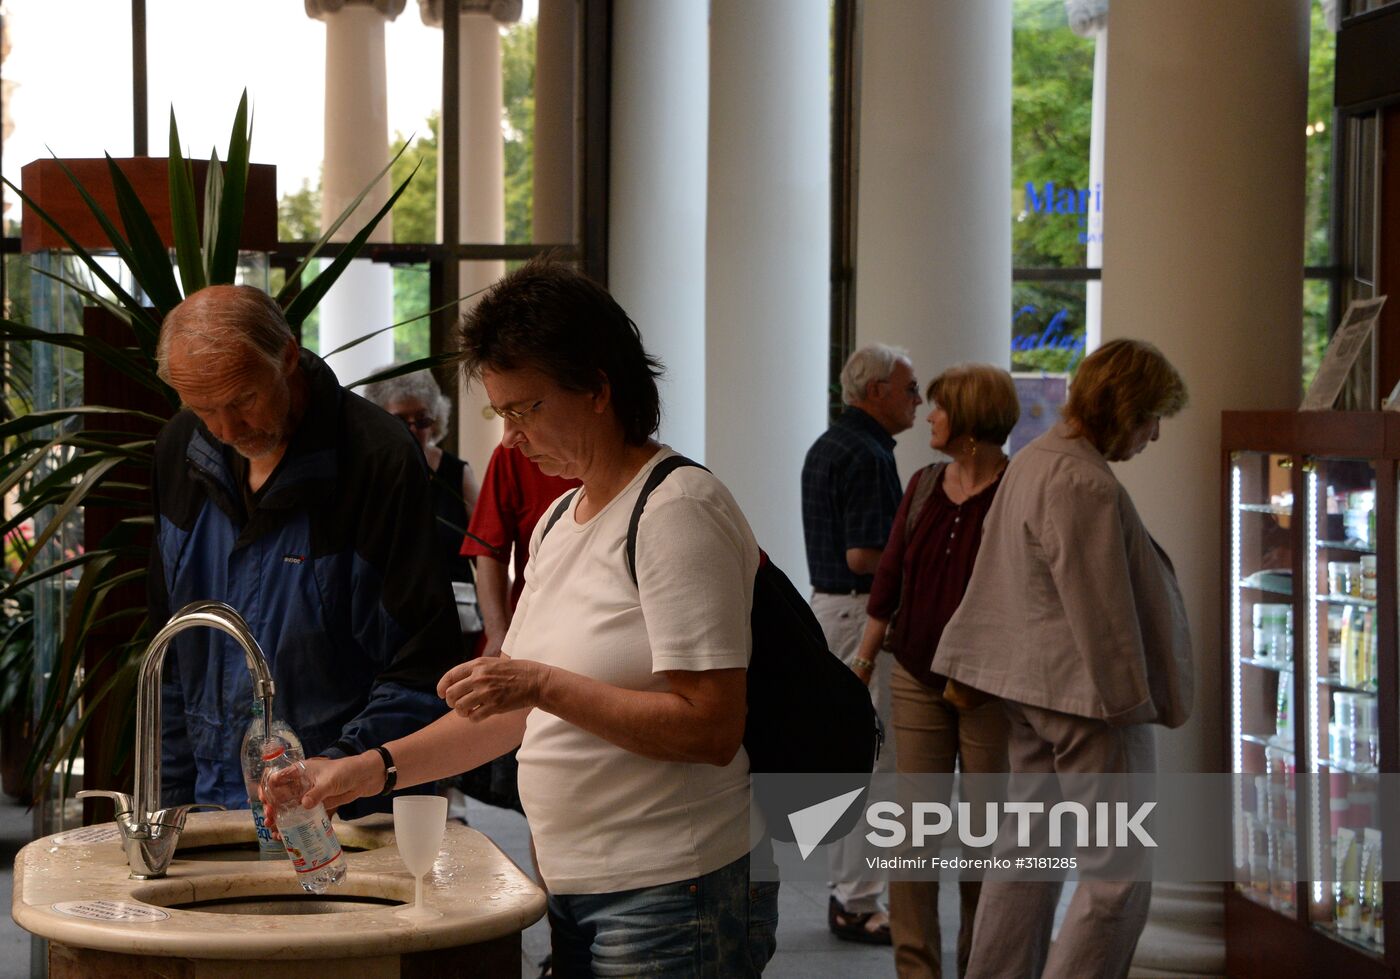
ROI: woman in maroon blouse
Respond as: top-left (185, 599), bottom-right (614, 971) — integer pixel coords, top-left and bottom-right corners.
top-left (850, 363), bottom-right (1019, 979)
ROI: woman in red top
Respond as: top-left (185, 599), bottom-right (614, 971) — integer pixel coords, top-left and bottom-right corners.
top-left (851, 363), bottom-right (1019, 979)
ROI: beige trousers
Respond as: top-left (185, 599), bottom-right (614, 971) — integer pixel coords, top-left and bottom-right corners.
top-left (964, 701), bottom-right (1156, 979)
top-left (811, 590), bottom-right (895, 913)
top-left (889, 662), bottom-right (1010, 979)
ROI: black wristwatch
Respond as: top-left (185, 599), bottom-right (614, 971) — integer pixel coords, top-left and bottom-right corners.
top-left (372, 745), bottom-right (398, 796)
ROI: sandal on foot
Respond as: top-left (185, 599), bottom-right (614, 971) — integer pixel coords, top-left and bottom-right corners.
top-left (827, 897), bottom-right (892, 945)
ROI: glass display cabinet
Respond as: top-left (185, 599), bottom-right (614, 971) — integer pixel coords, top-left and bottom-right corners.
top-left (1224, 411), bottom-right (1398, 977)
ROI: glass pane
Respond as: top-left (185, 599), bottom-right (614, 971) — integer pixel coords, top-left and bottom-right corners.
top-left (144, 1), bottom-right (440, 245)
top-left (1229, 451), bottom-right (1298, 913)
top-left (1012, 281), bottom-right (1085, 373)
top-left (1304, 1), bottom-right (1335, 268)
top-left (1345, 0), bottom-right (1400, 16)
top-left (1304, 458), bottom-right (1382, 953)
top-left (1012, 0), bottom-right (1096, 271)
top-left (1347, 114), bottom-right (1378, 288)
top-left (1302, 279), bottom-right (1331, 395)
top-left (393, 264), bottom-right (432, 362)
top-left (146, 0), bottom-right (328, 231)
top-left (1, 1), bottom-right (134, 233)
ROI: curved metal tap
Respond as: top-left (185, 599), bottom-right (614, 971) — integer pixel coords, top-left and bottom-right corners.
top-left (77, 600), bottom-right (276, 879)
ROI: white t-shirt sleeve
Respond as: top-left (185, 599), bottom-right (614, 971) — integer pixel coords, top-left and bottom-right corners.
top-left (633, 488), bottom-right (756, 673)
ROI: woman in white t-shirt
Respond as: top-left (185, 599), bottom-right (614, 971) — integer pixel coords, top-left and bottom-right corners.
top-left (284, 258), bottom-right (779, 977)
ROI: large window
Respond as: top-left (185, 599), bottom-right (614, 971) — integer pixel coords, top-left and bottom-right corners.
top-left (1304, 0), bottom-right (1339, 393)
top-left (1008, 0), bottom-right (1339, 394)
top-left (0, 0), bottom-right (605, 363)
top-left (1011, 0), bottom-right (1096, 376)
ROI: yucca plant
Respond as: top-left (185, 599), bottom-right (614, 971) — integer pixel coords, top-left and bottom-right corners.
top-left (0, 91), bottom-right (442, 798)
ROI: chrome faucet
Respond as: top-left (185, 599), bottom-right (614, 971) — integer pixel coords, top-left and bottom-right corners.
top-left (77, 600), bottom-right (277, 879)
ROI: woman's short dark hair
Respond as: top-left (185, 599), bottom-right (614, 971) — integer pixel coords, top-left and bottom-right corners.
top-left (455, 258), bottom-right (663, 446)
top-left (1063, 338), bottom-right (1188, 459)
top-left (926, 363), bottom-right (1020, 446)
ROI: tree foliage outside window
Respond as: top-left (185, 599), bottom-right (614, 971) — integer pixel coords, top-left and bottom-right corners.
top-left (1302, 0), bottom-right (1336, 393)
top-left (1010, 0), bottom-right (1337, 386)
top-left (1011, 0), bottom-right (1094, 374)
top-left (1012, 0), bottom-right (1094, 272)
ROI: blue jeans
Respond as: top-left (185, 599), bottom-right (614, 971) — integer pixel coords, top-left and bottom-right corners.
top-left (548, 851), bottom-right (780, 977)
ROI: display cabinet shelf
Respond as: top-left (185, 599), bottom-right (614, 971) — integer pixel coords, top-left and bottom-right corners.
top-left (1318, 756), bottom-right (1380, 775)
top-left (1318, 539), bottom-right (1377, 554)
top-left (1321, 592), bottom-right (1379, 609)
top-left (1239, 575), bottom-right (1294, 597)
top-left (1242, 657), bottom-right (1292, 673)
top-left (1224, 412), bottom-right (1398, 977)
top-left (1239, 732), bottom-right (1295, 753)
top-left (1320, 675), bottom-right (1380, 694)
top-left (1316, 923), bottom-right (1386, 958)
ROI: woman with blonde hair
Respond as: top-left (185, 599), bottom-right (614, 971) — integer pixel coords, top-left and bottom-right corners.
top-left (850, 363), bottom-right (1018, 978)
top-left (934, 338), bottom-right (1193, 979)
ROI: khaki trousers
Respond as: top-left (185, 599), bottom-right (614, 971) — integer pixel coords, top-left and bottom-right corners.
top-left (965, 701), bottom-right (1156, 979)
top-left (811, 590), bottom-right (895, 913)
top-left (889, 663), bottom-right (1009, 979)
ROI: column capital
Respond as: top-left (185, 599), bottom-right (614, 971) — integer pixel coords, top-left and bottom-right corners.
top-left (305, 0), bottom-right (407, 22)
top-left (1064, 0), bottom-right (1108, 37)
top-left (418, 0), bottom-right (522, 28)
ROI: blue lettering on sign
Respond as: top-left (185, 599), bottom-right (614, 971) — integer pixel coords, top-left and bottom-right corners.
top-left (1012, 305), bottom-right (1087, 355)
top-left (1025, 182), bottom-right (1104, 246)
top-left (1025, 182), bottom-right (1102, 216)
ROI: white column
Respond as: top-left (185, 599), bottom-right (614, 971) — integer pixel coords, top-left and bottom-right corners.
top-left (533, 0), bottom-right (576, 244)
top-left (307, 0), bottom-right (403, 383)
top-left (610, 0), bottom-right (708, 460)
top-left (706, 0), bottom-right (829, 591)
top-left (1101, 2), bottom-right (1307, 973)
top-left (1067, 0), bottom-right (1107, 350)
top-left (855, 0), bottom-right (1012, 481)
top-left (420, 0), bottom-right (519, 470)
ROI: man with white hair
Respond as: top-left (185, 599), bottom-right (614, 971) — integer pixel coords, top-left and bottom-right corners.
top-left (148, 284), bottom-right (459, 818)
top-left (800, 343), bottom-right (921, 945)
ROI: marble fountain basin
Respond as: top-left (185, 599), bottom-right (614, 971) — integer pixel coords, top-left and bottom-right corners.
top-left (12, 808), bottom-right (545, 978)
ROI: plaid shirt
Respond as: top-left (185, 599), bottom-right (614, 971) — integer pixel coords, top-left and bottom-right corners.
top-left (800, 407), bottom-right (902, 593)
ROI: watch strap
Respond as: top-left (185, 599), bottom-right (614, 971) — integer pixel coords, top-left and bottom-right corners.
top-left (372, 745), bottom-right (398, 796)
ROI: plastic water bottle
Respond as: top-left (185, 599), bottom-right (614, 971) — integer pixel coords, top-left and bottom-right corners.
top-left (239, 700), bottom-right (304, 857)
top-left (260, 744), bottom-right (347, 893)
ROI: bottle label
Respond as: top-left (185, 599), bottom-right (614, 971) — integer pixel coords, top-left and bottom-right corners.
top-left (249, 800), bottom-right (285, 853)
top-left (282, 813), bottom-right (343, 874)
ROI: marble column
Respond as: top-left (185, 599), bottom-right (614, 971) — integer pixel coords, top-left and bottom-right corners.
top-left (706, 0), bottom-right (829, 591)
top-left (855, 0), bottom-right (1012, 480)
top-left (1066, 0), bottom-right (1106, 351)
top-left (609, 0), bottom-right (708, 460)
top-left (420, 0), bottom-right (520, 470)
top-left (306, 0), bottom-right (403, 383)
top-left (1100, 2), bottom-right (1308, 973)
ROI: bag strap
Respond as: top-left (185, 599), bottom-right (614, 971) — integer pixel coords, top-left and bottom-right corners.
top-left (539, 488), bottom-right (581, 545)
top-left (535, 454), bottom-right (706, 586)
top-left (904, 463), bottom-right (946, 538)
top-left (625, 455), bottom-right (706, 585)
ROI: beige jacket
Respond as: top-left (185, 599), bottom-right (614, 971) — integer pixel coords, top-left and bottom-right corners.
top-left (932, 424), bottom-right (1193, 727)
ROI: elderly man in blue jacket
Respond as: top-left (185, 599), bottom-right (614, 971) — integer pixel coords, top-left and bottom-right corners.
top-left (148, 284), bottom-right (459, 816)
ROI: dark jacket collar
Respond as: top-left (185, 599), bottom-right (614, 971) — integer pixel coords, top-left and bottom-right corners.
top-left (838, 406), bottom-right (896, 450)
